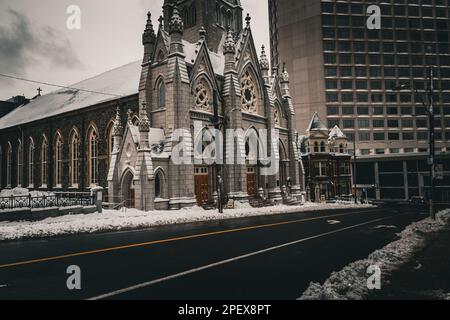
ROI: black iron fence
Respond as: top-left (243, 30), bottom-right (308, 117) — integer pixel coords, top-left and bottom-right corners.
top-left (0, 192), bottom-right (95, 210)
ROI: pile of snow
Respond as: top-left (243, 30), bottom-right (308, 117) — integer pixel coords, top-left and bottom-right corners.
top-left (0, 202), bottom-right (371, 241)
top-left (0, 188), bottom-right (54, 197)
top-left (299, 209), bottom-right (450, 300)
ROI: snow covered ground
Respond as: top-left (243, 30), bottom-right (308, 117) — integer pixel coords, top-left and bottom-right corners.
top-left (0, 202), bottom-right (370, 241)
top-left (0, 188), bottom-right (54, 197)
top-left (299, 209), bottom-right (450, 300)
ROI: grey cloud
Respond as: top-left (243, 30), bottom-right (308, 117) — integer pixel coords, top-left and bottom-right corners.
top-left (0, 9), bottom-right (82, 76)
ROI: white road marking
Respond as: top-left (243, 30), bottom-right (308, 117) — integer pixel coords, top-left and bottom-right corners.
top-left (88, 214), bottom-right (406, 300)
top-left (373, 225), bottom-right (397, 230)
top-left (327, 220), bottom-right (341, 225)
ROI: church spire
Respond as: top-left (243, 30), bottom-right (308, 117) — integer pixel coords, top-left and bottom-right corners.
top-left (112, 106), bottom-right (123, 154)
top-left (142, 11), bottom-right (156, 63)
top-left (223, 27), bottom-right (236, 55)
top-left (169, 5), bottom-right (184, 35)
top-left (280, 62), bottom-right (291, 97)
top-left (168, 5), bottom-right (185, 56)
top-left (139, 102), bottom-right (151, 133)
top-left (112, 106), bottom-right (123, 136)
top-left (199, 26), bottom-right (206, 43)
top-left (260, 45), bottom-right (270, 83)
top-left (145, 11), bottom-right (154, 34)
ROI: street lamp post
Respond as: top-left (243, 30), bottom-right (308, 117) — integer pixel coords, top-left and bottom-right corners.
top-left (394, 64), bottom-right (436, 220)
top-left (428, 66), bottom-right (436, 220)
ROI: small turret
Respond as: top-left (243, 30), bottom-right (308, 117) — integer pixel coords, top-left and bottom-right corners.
top-left (280, 62), bottom-right (290, 97)
top-left (142, 11), bottom-right (156, 63)
top-left (112, 106), bottom-right (123, 153)
top-left (139, 102), bottom-right (151, 133)
top-left (223, 27), bottom-right (236, 56)
top-left (259, 45), bottom-right (270, 83)
top-left (169, 6), bottom-right (184, 35)
top-left (199, 26), bottom-right (206, 43)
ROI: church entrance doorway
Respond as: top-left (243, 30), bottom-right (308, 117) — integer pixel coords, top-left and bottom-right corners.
top-left (195, 167), bottom-right (209, 205)
top-left (121, 169), bottom-right (135, 209)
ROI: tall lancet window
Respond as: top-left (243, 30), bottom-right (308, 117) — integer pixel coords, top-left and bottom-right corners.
top-left (55, 133), bottom-right (63, 187)
top-left (28, 138), bottom-right (35, 187)
top-left (158, 79), bottom-right (166, 109)
top-left (41, 137), bottom-right (48, 187)
top-left (17, 139), bottom-right (23, 187)
top-left (6, 143), bottom-right (12, 187)
top-left (88, 126), bottom-right (98, 186)
top-left (70, 129), bottom-right (80, 187)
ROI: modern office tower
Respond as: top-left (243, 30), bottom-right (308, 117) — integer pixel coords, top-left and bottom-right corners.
top-left (269, 0), bottom-right (450, 201)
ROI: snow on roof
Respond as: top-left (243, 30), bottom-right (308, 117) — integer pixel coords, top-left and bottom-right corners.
top-left (128, 124), bottom-right (169, 158)
top-left (0, 38), bottom-right (225, 131)
top-left (183, 40), bottom-right (225, 76)
top-left (329, 126), bottom-right (346, 139)
top-left (0, 60), bottom-right (142, 130)
top-left (129, 124), bottom-right (165, 146)
top-left (306, 112), bottom-right (328, 132)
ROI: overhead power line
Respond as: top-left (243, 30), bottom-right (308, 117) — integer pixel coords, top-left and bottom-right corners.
top-left (0, 73), bottom-right (122, 98)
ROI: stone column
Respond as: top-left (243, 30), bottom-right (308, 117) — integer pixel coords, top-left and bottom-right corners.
top-left (403, 160), bottom-right (409, 200)
top-left (374, 161), bottom-right (381, 200)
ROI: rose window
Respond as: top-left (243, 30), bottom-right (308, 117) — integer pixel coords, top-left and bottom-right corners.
top-left (241, 71), bottom-right (257, 114)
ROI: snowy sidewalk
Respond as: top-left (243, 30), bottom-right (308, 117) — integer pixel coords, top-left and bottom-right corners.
top-left (0, 202), bottom-right (370, 241)
top-left (370, 226), bottom-right (450, 300)
top-left (299, 209), bottom-right (450, 300)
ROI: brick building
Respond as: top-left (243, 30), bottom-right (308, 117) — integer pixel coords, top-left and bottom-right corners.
top-left (299, 113), bottom-right (352, 202)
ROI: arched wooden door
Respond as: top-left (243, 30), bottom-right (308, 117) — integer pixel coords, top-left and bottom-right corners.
top-left (247, 167), bottom-right (256, 197)
top-left (195, 167), bottom-right (209, 205)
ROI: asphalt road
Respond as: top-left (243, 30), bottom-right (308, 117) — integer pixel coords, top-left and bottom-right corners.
top-left (0, 205), bottom-right (430, 300)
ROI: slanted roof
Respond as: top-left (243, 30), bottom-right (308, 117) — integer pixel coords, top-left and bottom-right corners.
top-left (183, 40), bottom-right (225, 76)
top-left (306, 112), bottom-right (328, 132)
top-left (329, 125), bottom-right (347, 139)
top-left (128, 124), bottom-right (169, 158)
top-left (0, 61), bottom-right (142, 130)
top-left (0, 36), bottom-right (226, 131)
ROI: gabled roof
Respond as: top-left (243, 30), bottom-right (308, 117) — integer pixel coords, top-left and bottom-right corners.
top-left (0, 61), bottom-right (142, 130)
top-left (329, 125), bottom-right (346, 139)
top-left (183, 40), bottom-right (225, 76)
top-left (306, 112), bottom-right (327, 132)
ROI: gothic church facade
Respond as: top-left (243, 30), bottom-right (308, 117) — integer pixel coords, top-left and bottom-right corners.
top-left (0, 0), bottom-right (304, 211)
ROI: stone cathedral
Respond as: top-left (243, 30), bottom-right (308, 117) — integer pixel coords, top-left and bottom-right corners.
top-left (0, 0), bottom-right (305, 211)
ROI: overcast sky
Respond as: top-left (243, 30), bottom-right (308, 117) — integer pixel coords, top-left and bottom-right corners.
top-left (0, 0), bottom-right (269, 100)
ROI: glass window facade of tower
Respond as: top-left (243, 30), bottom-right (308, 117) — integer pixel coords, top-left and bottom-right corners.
top-left (321, 0), bottom-right (450, 155)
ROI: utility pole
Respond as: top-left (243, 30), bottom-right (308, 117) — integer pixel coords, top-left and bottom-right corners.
top-left (212, 90), bottom-right (224, 213)
top-left (394, 55), bottom-right (436, 220)
top-left (353, 137), bottom-right (357, 204)
top-left (428, 65), bottom-right (436, 220)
